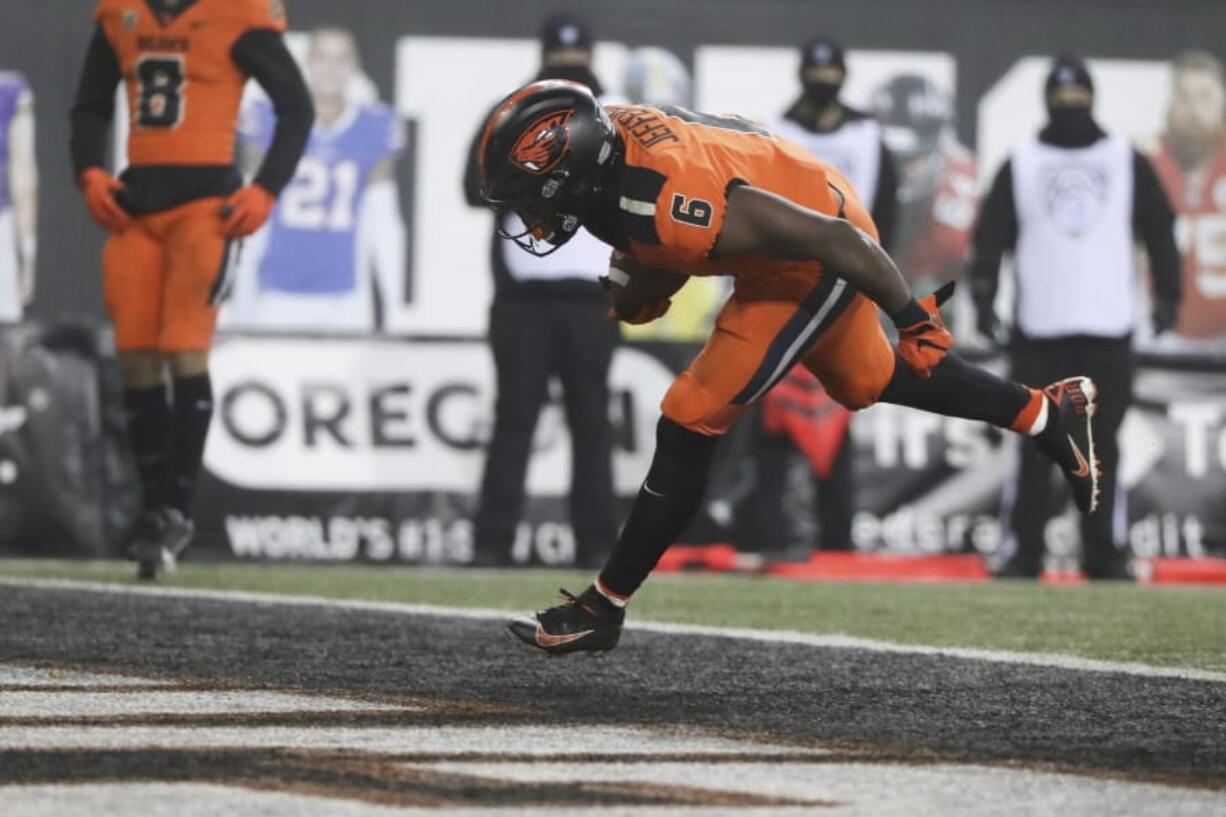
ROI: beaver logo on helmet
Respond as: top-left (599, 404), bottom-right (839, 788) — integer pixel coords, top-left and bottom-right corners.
top-left (510, 110), bottom-right (574, 174)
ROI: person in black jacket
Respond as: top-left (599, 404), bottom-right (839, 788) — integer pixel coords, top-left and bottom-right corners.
top-left (461, 15), bottom-right (618, 568)
top-left (773, 37), bottom-right (898, 250)
top-left (970, 56), bottom-right (1182, 580)
top-left (749, 38), bottom-right (901, 557)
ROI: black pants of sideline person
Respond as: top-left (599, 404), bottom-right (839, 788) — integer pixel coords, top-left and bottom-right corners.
top-left (1001, 334), bottom-right (1133, 577)
top-left (747, 425), bottom-right (854, 556)
top-left (473, 295), bottom-right (619, 568)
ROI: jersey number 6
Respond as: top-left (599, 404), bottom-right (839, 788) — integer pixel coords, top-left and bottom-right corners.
top-left (135, 54), bottom-right (186, 129)
top-left (670, 194), bottom-right (713, 228)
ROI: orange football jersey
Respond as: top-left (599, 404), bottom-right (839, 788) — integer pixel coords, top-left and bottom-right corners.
top-left (94, 0), bottom-right (287, 167)
top-left (606, 104), bottom-right (877, 281)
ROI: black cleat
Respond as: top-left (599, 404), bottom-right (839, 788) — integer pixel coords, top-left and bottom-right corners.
top-left (506, 586), bottom-right (624, 657)
top-left (127, 508), bottom-right (194, 581)
top-left (1083, 554), bottom-right (1134, 582)
top-left (1035, 376), bottom-right (1100, 515)
top-left (994, 555), bottom-right (1043, 580)
top-left (126, 510), bottom-right (166, 581)
top-left (158, 507), bottom-right (195, 565)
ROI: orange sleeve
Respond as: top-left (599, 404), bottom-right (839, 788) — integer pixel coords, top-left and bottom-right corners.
top-left (240, 0), bottom-right (289, 32)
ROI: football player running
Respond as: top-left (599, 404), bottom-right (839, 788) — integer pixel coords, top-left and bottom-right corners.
top-left (478, 81), bottom-right (1104, 656)
top-left (70, 0), bottom-right (312, 578)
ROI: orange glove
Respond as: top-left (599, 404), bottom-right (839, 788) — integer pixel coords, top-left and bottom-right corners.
top-left (894, 282), bottom-right (956, 379)
top-left (78, 168), bottom-right (130, 232)
top-left (608, 299), bottom-right (671, 325)
top-left (221, 184), bottom-right (276, 237)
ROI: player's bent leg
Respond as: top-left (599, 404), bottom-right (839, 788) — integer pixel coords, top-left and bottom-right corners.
top-left (151, 201), bottom-right (228, 573)
top-left (805, 290), bottom-right (1101, 515)
top-left (879, 355), bottom-right (1100, 515)
top-left (506, 416), bottom-right (718, 656)
top-left (507, 277), bottom-right (858, 655)
top-left (598, 416), bottom-right (720, 598)
top-left (119, 349), bottom-right (173, 577)
top-left (801, 294), bottom-right (896, 410)
top-left (104, 226), bottom-right (177, 577)
top-left (151, 351), bottom-right (210, 568)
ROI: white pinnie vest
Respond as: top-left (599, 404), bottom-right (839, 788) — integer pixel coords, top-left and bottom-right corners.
top-left (1011, 135), bottom-right (1135, 338)
top-left (771, 116), bottom-right (882, 210)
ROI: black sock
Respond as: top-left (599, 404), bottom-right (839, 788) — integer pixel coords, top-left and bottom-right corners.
top-left (879, 351), bottom-right (1033, 428)
top-left (166, 374), bottom-right (214, 517)
top-left (124, 384), bottom-right (171, 512)
top-left (598, 417), bottom-right (720, 598)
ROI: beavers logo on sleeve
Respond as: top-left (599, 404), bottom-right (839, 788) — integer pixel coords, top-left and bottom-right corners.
top-left (510, 110), bottom-right (573, 174)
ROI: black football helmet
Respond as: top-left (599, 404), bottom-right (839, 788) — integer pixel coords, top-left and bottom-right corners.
top-left (479, 80), bottom-right (617, 256)
top-left (871, 73), bottom-right (952, 160)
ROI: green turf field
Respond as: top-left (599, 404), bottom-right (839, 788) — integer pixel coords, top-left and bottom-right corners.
top-left (3, 558), bottom-right (1225, 673)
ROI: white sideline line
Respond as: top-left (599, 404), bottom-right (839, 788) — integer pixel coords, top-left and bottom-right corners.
top-left (4, 576), bottom-right (1226, 685)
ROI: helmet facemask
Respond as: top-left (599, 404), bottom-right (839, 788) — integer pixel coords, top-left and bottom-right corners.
top-left (488, 170), bottom-right (591, 257)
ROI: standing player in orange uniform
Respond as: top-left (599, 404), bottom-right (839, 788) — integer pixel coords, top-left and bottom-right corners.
top-left (478, 81), bottom-right (1103, 656)
top-left (70, 0), bottom-right (312, 578)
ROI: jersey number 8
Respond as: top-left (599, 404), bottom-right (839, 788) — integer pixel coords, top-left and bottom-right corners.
top-left (135, 54), bottom-right (186, 129)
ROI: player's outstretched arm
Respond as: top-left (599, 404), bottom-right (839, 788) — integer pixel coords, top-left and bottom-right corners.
top-left (713, 184), bottom-right (953, 378)
top-left (713, 184), bottom-right (912, 313)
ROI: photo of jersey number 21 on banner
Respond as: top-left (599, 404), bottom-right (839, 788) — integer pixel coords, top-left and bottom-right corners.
top-left (224, 28), bottom-right (409, 335)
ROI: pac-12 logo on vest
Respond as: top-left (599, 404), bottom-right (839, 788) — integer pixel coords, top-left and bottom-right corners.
top-left (1042, 163), bottom-right (1109, 237)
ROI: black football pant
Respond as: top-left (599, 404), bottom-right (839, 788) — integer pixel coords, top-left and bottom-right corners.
top-left (747, 419), bottom-right (854, 553)
top-left (474, 295), bottom-right (619, 566)
top-left (1001, 334), bottom-right (1132, 574)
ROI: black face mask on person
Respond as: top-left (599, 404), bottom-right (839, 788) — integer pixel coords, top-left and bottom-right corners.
top-left (1042, 102), bottom-right (1105, 148)
top-left (1040, 58), bottom-right (1104, 148)
top-left (802, 79), bottom-right (843, 109)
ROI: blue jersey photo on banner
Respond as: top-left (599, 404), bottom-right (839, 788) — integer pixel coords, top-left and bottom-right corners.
top-left (0, 72), bottom-right (28, 214)
top-left (240, 97), bottom-right (403, 295)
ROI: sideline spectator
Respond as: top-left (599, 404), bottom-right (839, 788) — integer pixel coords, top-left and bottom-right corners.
top-left (461, 15), bottom-right (618, 568)
top-left (970, 56), bottom-right (1182, 580)
top-left (747, 36), bottom-right (902, 555)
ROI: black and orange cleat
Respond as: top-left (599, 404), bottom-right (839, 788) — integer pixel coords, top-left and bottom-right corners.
top-left (506, 586), bottom-right (624, 657)
top-left (1036, 376), bottom-right (1100, 514)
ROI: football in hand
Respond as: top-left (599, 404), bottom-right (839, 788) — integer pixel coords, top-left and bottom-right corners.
top-left (602, 251), bottom-right (687, 323)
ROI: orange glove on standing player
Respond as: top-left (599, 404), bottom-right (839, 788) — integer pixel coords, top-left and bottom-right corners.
top-left (892, 282), bottom-right (956, 379)
top-left (78, 167), bottom-right (131, 233)
top-left (221, 184), bottom-right (276, 237)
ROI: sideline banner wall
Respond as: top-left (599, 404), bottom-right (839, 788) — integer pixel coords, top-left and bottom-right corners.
top-left (187, 335), bottom-right (1226, 567)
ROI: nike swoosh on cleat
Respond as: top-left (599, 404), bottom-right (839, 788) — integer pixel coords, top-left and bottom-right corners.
top-left (1068, 434), bottom-right (1091, 478)
top-left (535, 625), bottom-right (594, 648)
